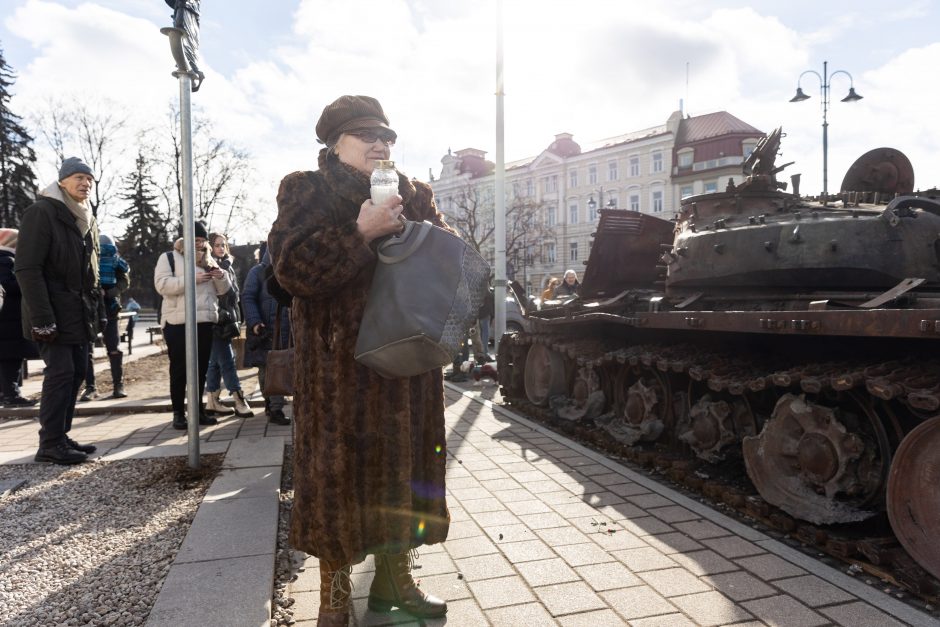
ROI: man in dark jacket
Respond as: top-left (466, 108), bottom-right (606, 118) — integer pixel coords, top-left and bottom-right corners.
top-left (15, 157), bottom-right (102, 465)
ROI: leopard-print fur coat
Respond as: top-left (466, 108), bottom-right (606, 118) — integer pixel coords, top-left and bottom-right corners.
top-left (268, 149), bottom-right (450, 565)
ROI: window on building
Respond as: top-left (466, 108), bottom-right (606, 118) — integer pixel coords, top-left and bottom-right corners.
top-left (680, 185), bottom-right (694, 198)
top-left (629, 156), bottom-right (640, 177)
top-left (652, 189), bottom-right (663, 213)
top-left (743, 140), bottom-right (758, 158)
top-left (629, 193), bottom-right (640, 212)
top-left (546, 242), bottom-right (556, 263)
top-left (652, 151), bottom-right (664, 173)
top-left (547, 204), bottom-right (556, 226)
top-left (588, 199), bottom-right (597, 222)
top-left (608, 161), bottom-right (618, 181)
top-left (569, 242), bottom-right (579, 261)
top-left (704, 181), bottom-right (718, 193)
top-left (677, 151), bottom-right (693, 168)
top-left (569, 170), bottom-right (577, 188)
top-left (569, 203), bottom-right (578, 224)
top-left (588, 165), bottom-right (597, 184)
top-left (526, 179), bottom-right (534, 196)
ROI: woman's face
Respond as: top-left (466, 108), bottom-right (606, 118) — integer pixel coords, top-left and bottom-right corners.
top-left (211, 236), bottom-right (227, 257)
top-left (565, 273), bottom-right (576, 285)
top-left (334, 129), bottom-right (393, 174)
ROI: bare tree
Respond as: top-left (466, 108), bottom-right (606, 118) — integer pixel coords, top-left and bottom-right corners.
top-left (30, 98), bottom-right (128, 219)
top-left (157, 104), bottom-right (253, 236)
top-left (445, 181), bottom-right (550, 275)
top-left (447, 183), bottom-right (492, 253)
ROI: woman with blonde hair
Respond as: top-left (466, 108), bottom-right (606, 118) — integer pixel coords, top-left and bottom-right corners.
top-left (204, 231), bottom-right (253, 418)
top-left (541, 276), bottom-right (560, 302)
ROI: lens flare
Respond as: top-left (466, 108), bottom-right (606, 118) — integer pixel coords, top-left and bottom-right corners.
top-left (417, 519), bottom-right (426, 536)
top-left (434, 444), bottom-right (442, 454)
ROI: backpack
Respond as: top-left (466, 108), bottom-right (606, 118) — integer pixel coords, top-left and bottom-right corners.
top-left (156, 251), bottom-right (175, 324)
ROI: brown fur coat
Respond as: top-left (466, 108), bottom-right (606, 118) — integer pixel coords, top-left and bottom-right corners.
top-left (268, 150), bottom-right (450, 565)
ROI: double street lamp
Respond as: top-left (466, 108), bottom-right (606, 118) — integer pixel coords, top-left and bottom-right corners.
top-left (789, 60), bottom-right (863, 197)
top-left (587, 188), bottom-right (617, 215)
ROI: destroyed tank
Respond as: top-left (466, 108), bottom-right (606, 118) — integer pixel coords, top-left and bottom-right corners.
top-left (497, 128), bottom-right (940, 584)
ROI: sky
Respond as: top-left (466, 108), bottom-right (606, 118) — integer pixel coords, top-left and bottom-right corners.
top-left (2, 0), bottom-right (939, 242)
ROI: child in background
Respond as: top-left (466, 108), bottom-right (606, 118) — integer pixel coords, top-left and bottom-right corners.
top-left (79, 234), bottom-right (130, 401)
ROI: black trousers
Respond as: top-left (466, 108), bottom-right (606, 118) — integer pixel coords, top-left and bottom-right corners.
top-left (163, 322), bottom-right (213, 415)
top-left (37, 342), bottom-right (87, 448)
top-left (84, 314), bottom-right (121, 388)
top-left (0, 358), bottom-right (24, 398)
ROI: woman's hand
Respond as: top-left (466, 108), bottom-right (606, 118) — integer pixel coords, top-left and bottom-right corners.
top-left (356, 194), bottom-right (404, 244)
top-left (196, 271), bottom-right (214, 283)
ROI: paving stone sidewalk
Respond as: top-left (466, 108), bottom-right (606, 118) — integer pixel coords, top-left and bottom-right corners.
top-left (3, 342), bottom-right (937, 626)
top-left (287, 386), bottom-right (938, 627)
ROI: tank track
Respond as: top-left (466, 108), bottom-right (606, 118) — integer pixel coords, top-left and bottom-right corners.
top-left (497, 331), bottom-right (940, 602)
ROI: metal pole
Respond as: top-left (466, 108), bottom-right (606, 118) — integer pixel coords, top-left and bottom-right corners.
top-left (493, 0), bottom-right (506, 353)
top-left (178, 72), bottom-right (201, 469)
top-left (162, 24), bottom-right (202, 469)
top-left (821, 60), bottom-right (829, 199)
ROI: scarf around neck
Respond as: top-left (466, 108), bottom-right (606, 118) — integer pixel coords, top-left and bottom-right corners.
top-left (41, 181), bottom-right (92, 236)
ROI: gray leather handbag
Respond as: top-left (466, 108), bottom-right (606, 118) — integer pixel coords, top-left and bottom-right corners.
top-left (355, 220), bottom-right (491, 379)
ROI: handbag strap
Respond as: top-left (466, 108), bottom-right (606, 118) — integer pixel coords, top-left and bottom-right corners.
top-left (272, 304), bottom-right (293, 350)
top-left (376, 220), bottom-right (433, 264)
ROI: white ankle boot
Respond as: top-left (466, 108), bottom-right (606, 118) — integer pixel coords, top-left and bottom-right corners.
top-left (205, 390), bottom-right (234, 416)
top-left (233, 390), bottom-right (254, 418)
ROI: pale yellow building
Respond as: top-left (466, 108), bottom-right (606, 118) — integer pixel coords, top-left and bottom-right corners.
top-left (430, 110), bottom-right (763, 296)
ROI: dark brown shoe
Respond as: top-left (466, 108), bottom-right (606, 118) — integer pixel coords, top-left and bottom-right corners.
top-left (368, 552), bottom-right (447, 618)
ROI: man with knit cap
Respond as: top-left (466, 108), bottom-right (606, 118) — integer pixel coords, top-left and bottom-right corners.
top-left (15, 156), bottom-right (102, 465)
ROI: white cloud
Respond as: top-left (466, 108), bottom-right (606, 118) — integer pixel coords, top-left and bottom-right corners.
top-left (4, 0), bottom-right (939, 243)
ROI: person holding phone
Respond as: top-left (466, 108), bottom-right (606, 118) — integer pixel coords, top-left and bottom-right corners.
top-left (154, 220), bottom-right (232, 431)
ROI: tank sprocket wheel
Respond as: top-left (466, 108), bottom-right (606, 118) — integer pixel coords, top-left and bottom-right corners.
top-left (887, 415), bottom-right (940, 580)
top-left (742, 392), bottom-right (890, 525)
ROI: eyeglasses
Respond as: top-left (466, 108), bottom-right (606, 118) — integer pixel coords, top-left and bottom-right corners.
top-left (347, 130), bottom-right (396, 146)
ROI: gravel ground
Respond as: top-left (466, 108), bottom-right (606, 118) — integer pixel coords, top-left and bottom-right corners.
top-left (0, 454), bottom-right (222, 626)
top-left (271, 445), bottom-right (297, 626)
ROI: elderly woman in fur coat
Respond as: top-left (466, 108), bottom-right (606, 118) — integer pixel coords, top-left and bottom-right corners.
top-left (268, 95), bottom-right (449, 626)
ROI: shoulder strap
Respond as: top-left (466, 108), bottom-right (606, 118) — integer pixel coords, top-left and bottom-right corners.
top-left (165, 250), bottom-right (175, 275)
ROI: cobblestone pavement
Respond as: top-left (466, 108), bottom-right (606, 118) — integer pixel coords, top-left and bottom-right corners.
top-left (287, 384), bottom-right (938, 627)
top-left (3, 343), bottom-right (937, 626)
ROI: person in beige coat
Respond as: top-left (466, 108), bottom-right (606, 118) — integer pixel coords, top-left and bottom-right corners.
top-left (154, 221), bottom-right (231, 430)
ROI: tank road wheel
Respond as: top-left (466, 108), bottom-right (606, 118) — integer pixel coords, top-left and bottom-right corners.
top-left (524, 343), bottom-right (567, 407)
top-left (678, 395), bottom-right (756, 463)
top-left (598, 367), bottom-right (668, 445)
top-left (554, 365), bottom-right (605, 421)
top-left (887, 416), bottom-right (940, 580)
top-left (742, 392), bottom-right (890, 525)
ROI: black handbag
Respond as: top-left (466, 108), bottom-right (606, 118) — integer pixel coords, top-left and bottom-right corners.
top-left (354, 220), bottom-right (491, 379)
top-left (214, 297), bottom-right (240, 340)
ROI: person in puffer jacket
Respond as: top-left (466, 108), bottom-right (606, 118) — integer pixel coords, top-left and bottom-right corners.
top-left (153, 220), bottom-right (231, 431)
top-left (79, 233), bottom-right (130, 401)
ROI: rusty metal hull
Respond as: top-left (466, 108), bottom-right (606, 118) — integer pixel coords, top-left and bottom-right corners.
top-left (500, 133), bottom-right (940, 585)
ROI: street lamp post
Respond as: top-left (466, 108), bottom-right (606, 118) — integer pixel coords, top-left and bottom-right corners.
top-left (587, 187), bottom-right (617, 217)
top-left (789, 60), bottom-right (863, 198)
